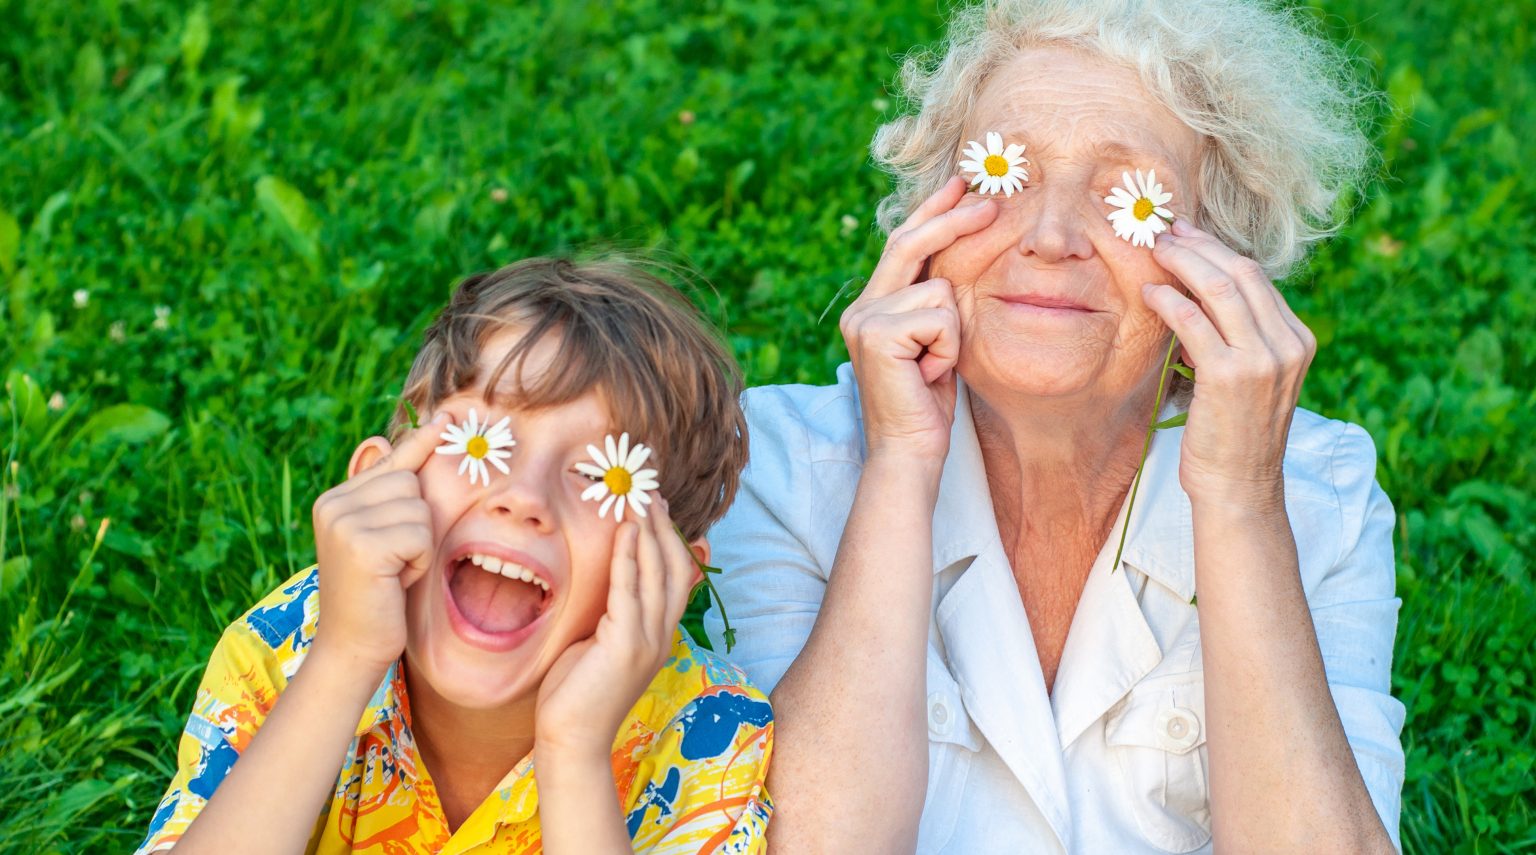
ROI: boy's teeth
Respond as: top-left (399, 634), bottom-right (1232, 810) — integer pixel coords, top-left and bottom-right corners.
top-left (467, 553), bottom-right (550, 592)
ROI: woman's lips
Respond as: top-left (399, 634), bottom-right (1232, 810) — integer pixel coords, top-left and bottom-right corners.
top-left (997, 294), bottom-right (1096, 317)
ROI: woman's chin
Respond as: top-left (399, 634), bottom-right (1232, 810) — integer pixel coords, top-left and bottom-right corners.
top-left (960, 341), bottom-right (1109, 400)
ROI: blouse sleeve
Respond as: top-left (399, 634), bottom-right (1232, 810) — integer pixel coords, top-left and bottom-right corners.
top-left (703, 385), bottom-right (847, 693)
top-left (1312, 423), bottom-right (1409, 851)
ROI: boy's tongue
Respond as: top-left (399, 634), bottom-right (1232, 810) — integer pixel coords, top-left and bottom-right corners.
top-left (449, 567), bottom-right (542, 634)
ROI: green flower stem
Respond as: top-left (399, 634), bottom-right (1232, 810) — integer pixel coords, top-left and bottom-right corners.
top-left (1110, 334), bottom-right (1180, 576)
top-left (674, 523), bottom-right (735, 652)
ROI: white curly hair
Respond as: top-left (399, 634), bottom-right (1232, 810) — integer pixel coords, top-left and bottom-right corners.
top-left (871, 0), bottom-right (1378, 277)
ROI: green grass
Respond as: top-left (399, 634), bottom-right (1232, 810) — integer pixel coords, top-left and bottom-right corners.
top-left (1, 0), bottom-right (1532, 851)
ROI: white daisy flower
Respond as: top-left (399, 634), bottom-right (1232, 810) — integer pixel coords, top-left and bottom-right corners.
top-left (959, 131), bottom-right (1029, 197)
top-left (576, 432), bottom-right (660, 523)
top-left (435, 408), bottom-right (516, 486)
top-left (1105, 169), bottom-right (1174, 248)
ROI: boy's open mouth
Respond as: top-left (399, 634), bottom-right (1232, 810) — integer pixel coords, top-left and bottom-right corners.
top-left (446, 552), bottom-right (554, 635)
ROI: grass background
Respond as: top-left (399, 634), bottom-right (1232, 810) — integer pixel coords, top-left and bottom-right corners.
top-left (1, 0), bottom-right (1532, 851)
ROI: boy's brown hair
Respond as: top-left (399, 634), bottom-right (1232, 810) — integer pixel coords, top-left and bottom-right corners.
top-left (391, 256), bottom-right (747, 541)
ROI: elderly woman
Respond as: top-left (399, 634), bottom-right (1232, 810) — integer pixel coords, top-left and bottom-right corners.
top-left (704, 0), bottom-right (1405, 852)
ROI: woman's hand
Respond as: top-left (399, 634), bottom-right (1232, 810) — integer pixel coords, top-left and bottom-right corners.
top-left (534, 499), bottom-right (698, 761)
top-left (1142, 218), bottom-right (1318, 505)
top-left (840, 175), bottom-right (998, 468)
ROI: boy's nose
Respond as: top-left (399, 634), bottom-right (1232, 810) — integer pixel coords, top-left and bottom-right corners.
top-left (483, 466), bottom-right (555, 533)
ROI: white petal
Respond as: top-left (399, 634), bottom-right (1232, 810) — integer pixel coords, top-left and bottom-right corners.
top-left (604, 434), bottom-right (619, 469)
top-left (630, 496), bottom-right (648, 517)
top-left (436, 442), bottom-right (465, 455)
top-left (582, 482), bottom-right (609, 501)
top-left (1154, 206), bottom-right (1173, 219)
top-left (964, 141), bottom-right (988, 161)
top-left (613, 495), bottom-right (626, 523)
top-left (631, 489), bottom-right (654, 505)
top-left (586, 443), bottom-right (609, 468)
top-left (1121, 171), bottom-right (1137, 194)
top-left (575, 462), bottom-right (606, 478)
top-left (985, 131), bottom-right (1002, 154)
top-left (488, 455), bottom-right (510, 474)
top-left (458, 455), bottom-right (472, 475)
top-left (599, 493), bottom-right (617, 519)
top-left (967, 171), bottom-right (985, 187)
top-left (466, 408), bottom-right (480, 434)
top-left (631, 476), bottom-right (661, 493)
top-left (1109, 186), bottom-right (1137, 204)
top-left (958, 159), bottom-right (984, 175)
top-left (625, 443), bottom-right (651, 471)
top-left (616, 433), bottom-right (630, 468)
top-left (1002, 143), bottom-right (1026, 161)
top-left (1001, 178), bottom-right (1016, 197)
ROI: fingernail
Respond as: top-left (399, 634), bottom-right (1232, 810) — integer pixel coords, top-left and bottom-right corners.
top-left (1171, 218), bottom-right (1194, 236)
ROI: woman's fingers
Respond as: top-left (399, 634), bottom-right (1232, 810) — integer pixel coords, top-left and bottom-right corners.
top-left (891, 175), bottom-right (969, 237)
top-left (866, 198), bottom-right (997, 299)
top-left (1163, 220), bottom-right (1300, 349)
top-left (1141, 283), bottom-right (1226, 366)
top-left (1150, 234), bottom-right (1264, 348)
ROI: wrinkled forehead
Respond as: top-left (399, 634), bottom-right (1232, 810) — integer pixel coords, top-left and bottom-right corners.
top-left (962, 45), bottom-right (1201, 167)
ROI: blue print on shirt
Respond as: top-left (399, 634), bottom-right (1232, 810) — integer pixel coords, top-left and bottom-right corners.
top-left (625, 766), bottom-right (682, 837)
top-left (676, 693), bottom-right (773, 761)
top-left (186, 737), bottom-right (240, 800)
top-left (243, 571), bottom-right (318, 649)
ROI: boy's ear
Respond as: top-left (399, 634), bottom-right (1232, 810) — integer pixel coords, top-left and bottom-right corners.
top-left (688, 537), bottom-right (711, 571)
top-left (348, 436), bottom-right (394, 479)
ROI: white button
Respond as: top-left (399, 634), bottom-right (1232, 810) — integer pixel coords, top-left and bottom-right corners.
top-left (1155, 706), bottom-right (1201, 752)
top-left (927, 692), bottom-right (951, 734)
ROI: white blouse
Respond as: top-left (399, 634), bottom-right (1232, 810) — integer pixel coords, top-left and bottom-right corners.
top-left (704, 363), bottom-right (1406, 853)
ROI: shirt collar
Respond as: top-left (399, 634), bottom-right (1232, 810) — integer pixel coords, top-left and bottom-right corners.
top-left (930, 379), bottom-right (1196, 601)
top-left (353, 659), bottom-right (542, 829)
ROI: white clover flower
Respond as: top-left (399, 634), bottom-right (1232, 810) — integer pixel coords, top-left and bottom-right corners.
top-left (435, 408), bottom-right (515, 486)
top-left (73, 289), bottom-right (89, 308)
top-left (577, 432), bottom-right (660, 523)
top-left (1106, 169), bottom-right (1174, 248)
top-left (152, 305), bottom-right (171, 330)
top-left (960, 132), bottom-right (1029, 197)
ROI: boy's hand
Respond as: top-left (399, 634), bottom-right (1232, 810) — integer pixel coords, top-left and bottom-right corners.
top-left (534, 499), bottom-right (699, 761)
top-left (310, 413), bottom-right (447, 675)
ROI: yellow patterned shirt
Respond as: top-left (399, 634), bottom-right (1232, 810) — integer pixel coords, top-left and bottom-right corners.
top-left (136, 568), bottom-right (773, 854)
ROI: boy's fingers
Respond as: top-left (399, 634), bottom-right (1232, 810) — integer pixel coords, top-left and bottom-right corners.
top-left (635, 506), bottom-right (667, 634)
top-left (656, 516), bottom-right (696, 632)
top-left (376, 411), bottom-right (452, 475)
top-left (605, 522), bottom-right (641, 630)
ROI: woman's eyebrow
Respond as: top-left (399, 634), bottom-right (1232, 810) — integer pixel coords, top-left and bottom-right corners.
top-left (1090, 138), bottom-right (1170, 166)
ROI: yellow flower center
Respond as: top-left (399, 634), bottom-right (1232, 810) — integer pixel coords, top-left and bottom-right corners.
top-left (1133, 197), bottom-right (1155, 221)
top-left (466, 435), bottom-right (489, 459)
top-left (984, 154), bottom-right (1010, 177)
top-left (603, 466), bottom-right (632, 495)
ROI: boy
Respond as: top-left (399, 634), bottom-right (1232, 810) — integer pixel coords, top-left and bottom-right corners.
top-left (136, 258), bottom-right (772, 854)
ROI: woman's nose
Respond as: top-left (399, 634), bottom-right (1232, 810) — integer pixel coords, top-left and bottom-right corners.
top-left (1013, 184), bottom-right (1095, 263)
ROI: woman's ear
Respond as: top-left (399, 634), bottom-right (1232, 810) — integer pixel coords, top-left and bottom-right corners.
top-left (348, 436), bottom-right (394, 479)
